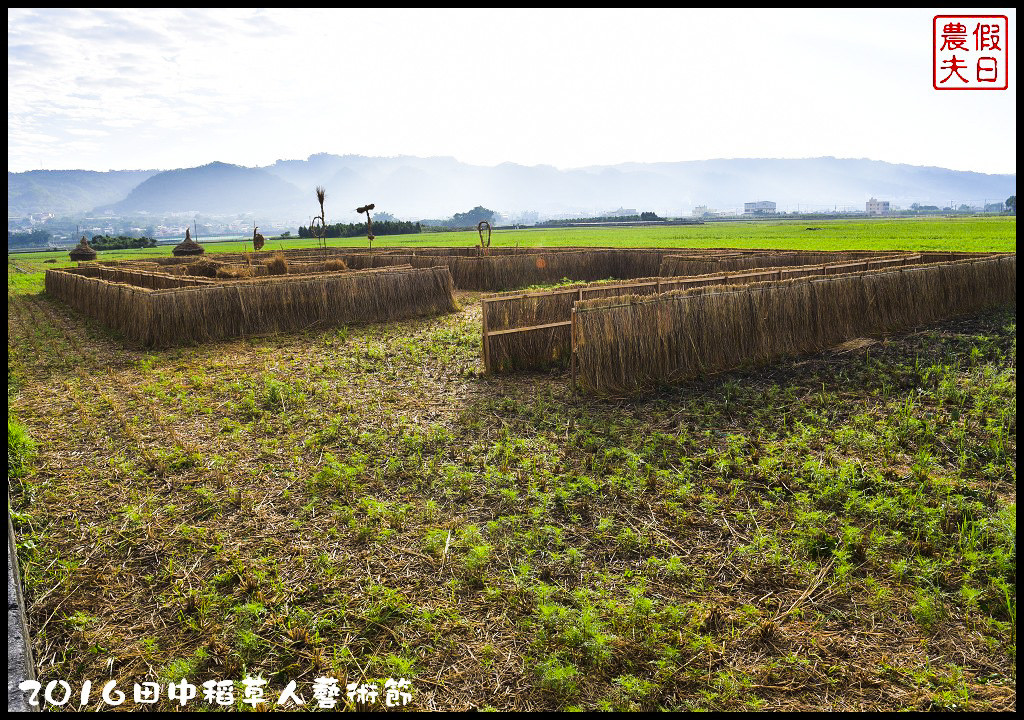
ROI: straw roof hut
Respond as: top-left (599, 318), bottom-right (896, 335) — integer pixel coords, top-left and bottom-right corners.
top-left (172, 228), bottom-right (205, 257)
top-left (69, 235), bottom-right (97, 262)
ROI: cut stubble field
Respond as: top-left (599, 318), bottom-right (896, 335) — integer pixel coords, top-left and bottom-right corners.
top-left (7, 219), bottom-right (1017, 711)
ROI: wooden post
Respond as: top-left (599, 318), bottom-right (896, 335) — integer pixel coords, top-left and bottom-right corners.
top-left (570, 307), bottom-right (577, 392)
top-left (481, 298), bottom-right (490, 374)
top-left (573, 290), bottom-right (582, 392)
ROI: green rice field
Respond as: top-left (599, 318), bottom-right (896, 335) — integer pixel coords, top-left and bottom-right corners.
top-left (8, 217), bottom-right (1017, 267)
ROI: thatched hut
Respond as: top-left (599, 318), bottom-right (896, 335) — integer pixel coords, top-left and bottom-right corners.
top-left (69, 236), bottom-right (97, 262)
top-left (172, 228), bottom-right (205, 257)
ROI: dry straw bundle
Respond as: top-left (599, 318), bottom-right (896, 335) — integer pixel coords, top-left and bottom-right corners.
top-left (572, 255), bottom-right (1016, 395)
top-left (46, 265), bottom-right (457, 347)
top-left (183, 259), bottom-right (224, 278)
top-left (266, 252), bottom-right (289, 275)
top-left (215, 264), bottom-right (257, 279)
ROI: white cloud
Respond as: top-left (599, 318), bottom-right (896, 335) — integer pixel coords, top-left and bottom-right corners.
top-left (6, 8), bottom-right (1017, 174)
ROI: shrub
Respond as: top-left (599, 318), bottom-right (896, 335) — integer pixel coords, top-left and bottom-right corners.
top-left (8, 418), bottom-right (35, 478)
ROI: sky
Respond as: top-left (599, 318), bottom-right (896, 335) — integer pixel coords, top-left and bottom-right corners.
top-left (7, 8), bottom-right (1017, 175)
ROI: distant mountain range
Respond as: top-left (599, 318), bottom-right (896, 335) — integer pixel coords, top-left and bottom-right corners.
top-left (106, 162), bottom-right (305, 216)
top-left (8, 169), bottom-right (159, 217)
top-left (8, 154), bottom-right (1016, 222)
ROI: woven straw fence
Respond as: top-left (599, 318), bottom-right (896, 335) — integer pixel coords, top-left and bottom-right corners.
top-left (46, 265), bottom-right (457, 347)
top-left (482, 254), bottom-right (924, 372)
top-left (571, 255), bottom-right (1016, 394)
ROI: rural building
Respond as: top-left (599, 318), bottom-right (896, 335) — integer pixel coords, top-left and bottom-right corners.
top-left (866, 198), bottom-right (891, 215)
top-left (743, 201), bottom-right (776, 215)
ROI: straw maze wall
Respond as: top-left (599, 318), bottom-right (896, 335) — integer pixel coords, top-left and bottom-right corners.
top-left (482, 253), bottom-right (928, 373)
top-left (61, 247), bottom-right (761, 346)
top-left (659, 251), bottom-right (910, 277)
top-left (333, 248), bottom-right (945, 291)
top-left (119, 247), bottom-right (792, 292)
top-left (332, 248), bottom-right (978, 292)
top-left (571, 255), bottom-right (1016, 394)
top-left (45, 265), bottom-right (457, 347)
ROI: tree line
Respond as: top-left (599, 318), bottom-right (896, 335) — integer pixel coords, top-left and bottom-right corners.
top-left (536, 212), bottom-right (663, 227)
top-left (7, 230), bottom-right (159, 250)
top-left (297, 220), bottom-right (422, 239)
top-left (89, 235), bottom-right (157, 250)
top-left (419, 206), bottom-right (497, 229)
top-left (8, 228), bottom-right (52, 249)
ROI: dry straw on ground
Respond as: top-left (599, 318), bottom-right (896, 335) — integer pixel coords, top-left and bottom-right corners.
top-left (182, 259), bottom-right (224, 278)
top-left (572, 255), bottom-right (1016, 394)
top-left (215, 264), bottom-right (257, 279)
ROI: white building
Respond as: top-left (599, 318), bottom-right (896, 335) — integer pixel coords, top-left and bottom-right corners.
top-left (866, 198), bottom-right (890, 216)
top-left (743, 201), bottom-right (776, 214)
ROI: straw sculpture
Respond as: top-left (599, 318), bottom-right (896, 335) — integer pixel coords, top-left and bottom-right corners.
top-left (69, 235), bottom-right (97, 262)
top-left (172, 228), bottom-right (205, 257)
top-left (45, 265), bottom-right (457, 347)
top-left (356, 203), bottom-right (376, 251)
top-left (252, 226), bottom-right (266, 252)
top-left (313, 186), bottom-right (328, 258)
top-left (571, 255), bottom-right (1016, 395)
top-left (477, 221), bottom-right (492, 254)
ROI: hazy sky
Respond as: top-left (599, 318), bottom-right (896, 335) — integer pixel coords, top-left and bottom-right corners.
top-left (7, 8), bottom-right (1017, 174)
